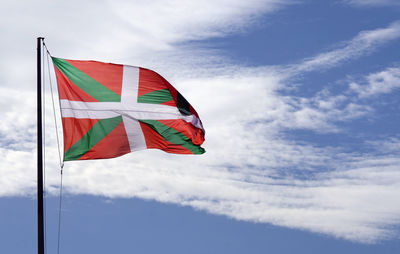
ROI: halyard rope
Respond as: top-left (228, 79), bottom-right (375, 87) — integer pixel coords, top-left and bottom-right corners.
top-left (44, 41), bottom-right (64, 254)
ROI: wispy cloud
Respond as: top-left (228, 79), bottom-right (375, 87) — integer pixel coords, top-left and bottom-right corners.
top-left (350, 66), bottom-right (400, 98)
top-left (344, 0), bottom-right (400, 7)
top-left (107, 0), bottom-right (289, 44)
top-left (290, 21), bottom-right (400, 73)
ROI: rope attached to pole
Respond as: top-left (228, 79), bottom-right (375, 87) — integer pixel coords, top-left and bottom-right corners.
top-left (44, 42), bottom-right (64, 168)
top-left (43, 41), bottom-right (65, 254)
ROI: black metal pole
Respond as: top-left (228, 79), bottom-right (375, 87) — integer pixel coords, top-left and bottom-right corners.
top-left (37, 37), bottom-right (45, 254)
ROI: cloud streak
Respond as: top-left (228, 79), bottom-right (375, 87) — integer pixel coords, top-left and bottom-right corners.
top-left (350, 66), bottom-right (400, 98)
top-left (289, 21), bottom-right (400, 74)
top-left (345, 0), bottom-right (400, 7)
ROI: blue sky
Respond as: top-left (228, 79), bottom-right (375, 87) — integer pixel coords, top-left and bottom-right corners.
top-left (0, 0), bottom-right (400, 253)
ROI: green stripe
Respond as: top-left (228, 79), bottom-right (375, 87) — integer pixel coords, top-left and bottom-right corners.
top-left (140, 120), bottom-right (205, 154)
top-left (64, 116), bottom-right (123, 161)
top-left (137, 89), bottom-right (173, 104)
top-left (52, 57), bottom-right (121, 102)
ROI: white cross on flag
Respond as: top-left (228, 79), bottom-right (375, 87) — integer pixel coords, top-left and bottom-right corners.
top-left (52, 57), bottom-right (205, 161)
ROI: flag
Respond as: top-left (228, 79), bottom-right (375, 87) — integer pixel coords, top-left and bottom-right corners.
top-left (52, 57), bottom-right (205, 161)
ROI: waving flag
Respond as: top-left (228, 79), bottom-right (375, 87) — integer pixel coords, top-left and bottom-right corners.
top-left (52, 57), bottom-right (205, 161)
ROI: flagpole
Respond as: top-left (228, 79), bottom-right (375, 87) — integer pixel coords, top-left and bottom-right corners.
top-left (37, 37), bottom-right (45, 254)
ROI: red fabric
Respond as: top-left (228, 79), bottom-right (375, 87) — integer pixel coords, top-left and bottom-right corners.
top-left (138, 68), bottom-right (173, 98)
top-left (79, 121), bottom-right (131, 160)
top-left (158, 119), bottom-right (205, 145)
top-left (160, 100), bottom-right (176, 106)
top-left (62, 118), bottom-right (99, 151)
top-left (55, 67), bottom-right (98, 102)
top-left (66, 60), bottom-right (123, 96)
top-left (139, 121), bottom-right (192, 154)
top-left (138, 68), bottom-right (201, 119)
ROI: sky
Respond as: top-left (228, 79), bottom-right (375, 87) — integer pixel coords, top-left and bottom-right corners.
top-left (0, 0), bottom-right (400, 253)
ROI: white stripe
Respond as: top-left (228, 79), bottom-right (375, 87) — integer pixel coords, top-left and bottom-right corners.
top-left (61, 100), bottom-right (190, 119)
top-left (60, 107), bottom-right (198, 122)
top-left (61, 100), bottom-right (182, 115)
top-left (122, 116), bottom-right (147, 152)
top-left (61, 108), bottom-right (120, 119)
top-left (121, 66), bottom-right (139, 105)
top-left (60, 100), bottom-right (202, 128)
top-left (120, 65), bottom-right (146, 150)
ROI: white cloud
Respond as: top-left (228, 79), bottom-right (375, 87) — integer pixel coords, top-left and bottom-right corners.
top-left (51, 143), bottom-right (400, 243)
top-left (272, 92), bottom-right (372, 133)
top-left (1, 0), bottom-right (400, 244)
top-left (0, 88), bottom-right (36, 152)
top-left (345, 0), bottom-right (400, 7)
top-left (350, 67), bottom-right (400, 98)
top-left (107, 0), bottom-right (288, 45)
top-left (0, 148), bottom-right (35, 196)
top-left (290, 21), bottom-right (400, 73)
top-left (367, 137), bottom-right (400, 153)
